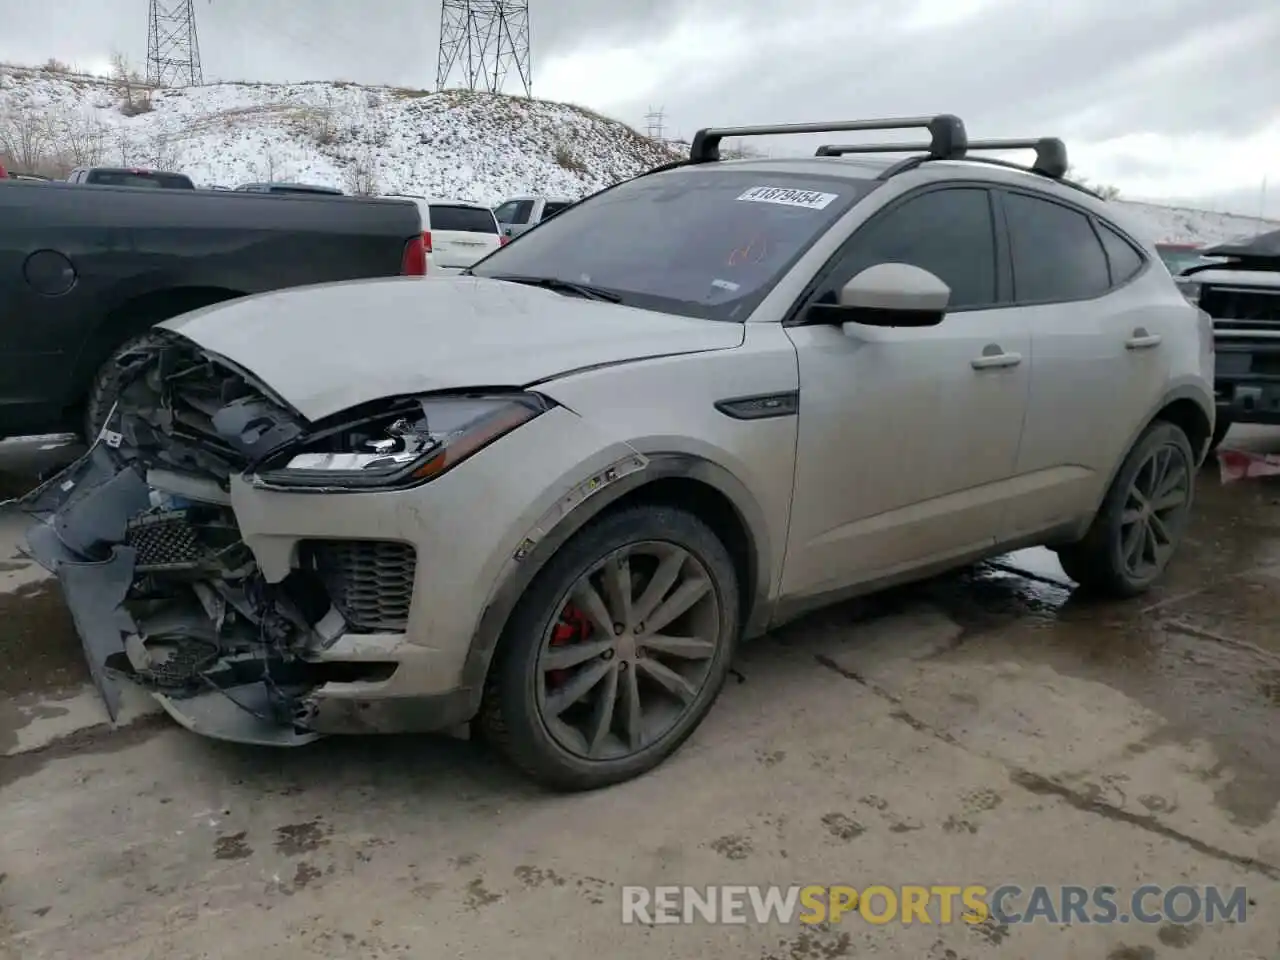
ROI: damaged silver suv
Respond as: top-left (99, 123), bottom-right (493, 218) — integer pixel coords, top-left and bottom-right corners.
top-left (23, 115), bottom-right (1215, 791)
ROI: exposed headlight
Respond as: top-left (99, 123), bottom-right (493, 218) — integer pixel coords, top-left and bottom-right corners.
top-left (252, 392), bottom-right (549, 491)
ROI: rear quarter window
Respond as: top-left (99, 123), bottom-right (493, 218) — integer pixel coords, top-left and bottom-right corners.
top-left (1097, 223), bottom-right (1145, 285)
top-left (429, 205), bottom-right (499, 233)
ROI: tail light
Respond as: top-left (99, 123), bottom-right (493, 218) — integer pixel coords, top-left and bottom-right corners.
top-left (422, 230), bottom-right (433, 254)
top-left (400, 235), bottom-right (426, 276)
top-left (499, 234), bottom-right (509, 246)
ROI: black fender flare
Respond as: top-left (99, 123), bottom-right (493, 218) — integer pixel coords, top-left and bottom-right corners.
top-left (457, 451), bottom-right (774, 707)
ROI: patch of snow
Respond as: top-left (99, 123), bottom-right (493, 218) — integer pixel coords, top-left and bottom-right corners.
top-left (0, 64), bottom-right (679, 204)
top-left (3, 62), bottom-right (1277, 245)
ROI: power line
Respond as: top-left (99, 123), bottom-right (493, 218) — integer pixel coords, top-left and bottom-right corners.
top-left (645, 106), bottom-right (665, 142)
top-left (436, 0), bottom-right (532, 97)
top-left (146, 0), bottom-right (203, 87)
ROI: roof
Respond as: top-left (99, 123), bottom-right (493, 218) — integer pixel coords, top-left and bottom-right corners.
top-left (654, 153), bottom-right (1120, 221)
top-left (501, 195), bottom-right (574, 203)
top-left (386, 195), bottom-right (490, 208)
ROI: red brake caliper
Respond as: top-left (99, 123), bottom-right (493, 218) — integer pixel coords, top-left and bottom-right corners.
top-left (547, 604), bottom-right (593, 687)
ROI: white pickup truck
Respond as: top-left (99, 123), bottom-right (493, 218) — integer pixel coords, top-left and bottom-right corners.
top-left (493, 195), bottom-right (575, 240)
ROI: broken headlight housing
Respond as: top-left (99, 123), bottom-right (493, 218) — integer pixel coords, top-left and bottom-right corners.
top-left (251, 392), bottom-right (550, 491)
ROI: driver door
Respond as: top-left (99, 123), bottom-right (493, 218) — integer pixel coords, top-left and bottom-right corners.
top-left (780, 185), bottom-right (1030, 600)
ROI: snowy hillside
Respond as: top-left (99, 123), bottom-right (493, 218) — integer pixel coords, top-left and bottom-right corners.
top-left (1109, 200), bottom-right (1277, 248)
top-left (2, 61), bottom-right (1277, 244)
top-left (0, 63), bottom-right (679, 203)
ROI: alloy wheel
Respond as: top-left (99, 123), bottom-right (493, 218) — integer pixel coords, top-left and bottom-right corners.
top-left (1119, 440), bottom-right (1192, 580)
top-left (534, 541), bottom-right (723, 761)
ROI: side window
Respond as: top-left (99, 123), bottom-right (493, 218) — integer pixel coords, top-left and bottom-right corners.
top-left (493, 201), bottom-right (520, 223)
top-left (542, 201), bottom-right (570, 220)
top-left (1002, 192), bottom-right (1110, 302)
top-left (513, 200), bottom-right (536, 224)
top-left (820, 188), bottom-right (998, 310)
top-left (1096, 222), bottom-right (1145, 286)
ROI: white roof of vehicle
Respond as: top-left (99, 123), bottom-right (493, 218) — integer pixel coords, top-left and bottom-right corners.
top-left (386, 194), bottom-right (487, 208)
top-left (502, 195), bottom-right (574, 203)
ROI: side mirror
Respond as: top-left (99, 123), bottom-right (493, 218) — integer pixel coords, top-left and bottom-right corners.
top-left (807, 263), bottom-right (951, 328)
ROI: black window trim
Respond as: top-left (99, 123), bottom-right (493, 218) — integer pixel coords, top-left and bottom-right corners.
top-left (783, 180), bottom-right (1006, 327)
top-left (994, 185), bottom-right (1148, 307)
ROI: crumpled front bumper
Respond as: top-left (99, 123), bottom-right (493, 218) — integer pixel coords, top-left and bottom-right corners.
top-left (21, 438), bottom-right (322, 746)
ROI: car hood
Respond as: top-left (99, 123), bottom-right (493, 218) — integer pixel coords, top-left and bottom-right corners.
top-left (162, 276), bottom-right (745, 421)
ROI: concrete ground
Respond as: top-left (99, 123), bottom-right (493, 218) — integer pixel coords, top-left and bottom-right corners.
top-left (3, 431), bottom-right (1280, 959)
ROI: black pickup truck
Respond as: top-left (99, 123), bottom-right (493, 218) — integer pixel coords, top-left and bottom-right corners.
top-left (0, 179), bottom-right (425, 440)
top-left (1183, 228), bottom-right (1280, 450)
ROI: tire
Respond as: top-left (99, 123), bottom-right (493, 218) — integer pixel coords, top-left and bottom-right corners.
top-left (82, 330), bottom-right (166, 443)
top-left (1054, 420), bottom-right (1195, 598)
top-left (1207, 414), bottom-right (1232, 456)
top-left (480, 504), bottom-right (740, 791)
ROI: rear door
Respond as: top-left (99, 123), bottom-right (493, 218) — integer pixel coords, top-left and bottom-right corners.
top-left (997, 188), bottom-right (1171, 535)
top-left (429, 203), bottom-right (503, 268)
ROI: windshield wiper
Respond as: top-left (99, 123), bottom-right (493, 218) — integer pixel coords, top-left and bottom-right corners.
top-left (488, 275), bottom-right (623, 303)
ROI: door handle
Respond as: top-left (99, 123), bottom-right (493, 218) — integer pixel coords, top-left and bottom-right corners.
top-left (971, 350), bottom-right (1022, 370)
top-left (1126, 330), bottom-right (1162, 350)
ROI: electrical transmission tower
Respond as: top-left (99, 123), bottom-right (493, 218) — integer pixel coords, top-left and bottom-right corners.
top-left (146, 0), bottom-right (203, 87)
top-left (645, 106), bottom-right (666, 143)
top-left (436, 0), bottom-right (532, 98)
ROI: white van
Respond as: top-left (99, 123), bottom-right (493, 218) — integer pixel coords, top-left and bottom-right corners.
top-left (385, 195), bottom-right (505, 273)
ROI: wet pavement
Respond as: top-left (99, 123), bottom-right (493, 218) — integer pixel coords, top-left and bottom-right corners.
top-left (3, 430), bottom-right (1280, 958)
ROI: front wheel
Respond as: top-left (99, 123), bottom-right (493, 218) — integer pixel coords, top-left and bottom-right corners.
top-left (480, 505), bottom-right (740, 791)
top-left (81, 331), bottom-right (166, 443)
top-left (1054, 420), bottom-right (1195, 598)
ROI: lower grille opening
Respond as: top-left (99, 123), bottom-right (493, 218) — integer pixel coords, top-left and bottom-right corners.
top-left (299, 539), bottom-right (417, 633)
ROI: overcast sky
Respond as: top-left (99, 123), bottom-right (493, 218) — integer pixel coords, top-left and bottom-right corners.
top-left (4, 0), bottom-right (1279, 216)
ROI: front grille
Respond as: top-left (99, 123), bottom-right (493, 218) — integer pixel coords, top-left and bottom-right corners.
top-left (1203, 283), bottom-right (1280, 331)
top-left (127, 511), bottom-right (203, 567)
top-left (300, 539), bottom-right (417, 632)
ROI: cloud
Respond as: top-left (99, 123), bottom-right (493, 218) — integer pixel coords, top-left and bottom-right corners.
top-left (2, 0), bottom-right (1277, 214)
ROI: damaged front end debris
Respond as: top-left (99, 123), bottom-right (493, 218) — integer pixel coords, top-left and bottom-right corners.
top-left (19, 331), bottom-right (401, 746)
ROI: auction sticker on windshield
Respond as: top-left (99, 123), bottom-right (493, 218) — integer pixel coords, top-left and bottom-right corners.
top-left (737, 186), bottom-right (838, 210)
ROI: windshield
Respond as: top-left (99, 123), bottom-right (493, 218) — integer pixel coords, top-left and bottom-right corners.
top-left (430, 204), bottom-right (499, 233)
top-left (470, 169), bottom-right (877, 320)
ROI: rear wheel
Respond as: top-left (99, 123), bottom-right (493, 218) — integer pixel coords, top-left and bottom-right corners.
top-left (1054, 420), bottom-right (1195, 598)
top-left (480, 505), bottom-right (739, 791)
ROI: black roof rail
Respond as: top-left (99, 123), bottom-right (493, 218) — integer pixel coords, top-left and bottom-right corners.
top-left (688, 115), bottom-right (966, 164)
top-left (832, 137), bottom-right (1098, 196)
top-left (820, 136), bottom-right (1068, 179)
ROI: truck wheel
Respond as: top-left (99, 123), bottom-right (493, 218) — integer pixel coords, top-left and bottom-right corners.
top-left (1207, 414), bottom-right (1232, 455)
top-left (1054, 420), bottom-right (1195, 598)
top-left (82, 331), bottom-right (165, 443)
top-left (480, 505), bottom-right (740, 791)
